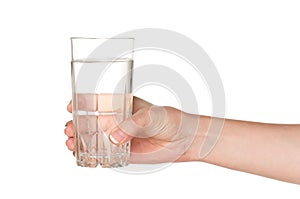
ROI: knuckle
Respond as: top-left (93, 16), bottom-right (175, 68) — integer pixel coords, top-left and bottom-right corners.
top-left (131, 108), bottom-right (151, 127)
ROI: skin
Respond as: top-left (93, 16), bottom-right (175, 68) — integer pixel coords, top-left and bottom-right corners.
top-left (65, 97), bottom-right (300, 184)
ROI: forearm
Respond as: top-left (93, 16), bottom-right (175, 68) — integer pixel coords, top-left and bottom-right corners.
top-left (194, 116), bottom-right (300, 184)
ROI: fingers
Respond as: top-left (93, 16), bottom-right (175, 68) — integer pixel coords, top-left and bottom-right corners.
top-left (66, 101), bottom-right (74, 153)
top-left (67, 100), bottom-right (72, 113)
top-left (64, 121), bottom-right (74, 137)
top-left (64, 120), bottom-right (74, 151)
top-left (65, 97), bottom-right (154, 149)
top-left (66, 138), bottom-right (74, 151)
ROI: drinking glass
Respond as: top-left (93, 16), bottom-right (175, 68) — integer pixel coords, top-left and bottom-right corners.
top-left (70, 38), bottom-right (134, 168)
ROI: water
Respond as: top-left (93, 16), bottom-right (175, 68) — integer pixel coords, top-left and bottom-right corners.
top-left (71, 59), bottom-right (133, 168)
top-left (71, 59), bottom-right (133, 94)
top-left (73, 93), bottom-right (132, 168)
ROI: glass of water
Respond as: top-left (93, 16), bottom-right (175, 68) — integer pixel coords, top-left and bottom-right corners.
top-left (70, 38), bottom-right (134, 168)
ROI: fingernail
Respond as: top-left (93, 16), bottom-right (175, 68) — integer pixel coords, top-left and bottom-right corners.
top-left (109, 130), bottom-right (126, 145)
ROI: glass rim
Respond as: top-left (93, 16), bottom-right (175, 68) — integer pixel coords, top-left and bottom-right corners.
top-left (70, 37), bottom-right (134, 40)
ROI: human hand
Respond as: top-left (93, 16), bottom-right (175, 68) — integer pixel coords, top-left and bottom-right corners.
top-left (64, 97), bottom-right (204, 163)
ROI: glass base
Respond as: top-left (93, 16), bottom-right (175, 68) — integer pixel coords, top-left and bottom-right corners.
top-left (76, 153), bottom-right (130, 168)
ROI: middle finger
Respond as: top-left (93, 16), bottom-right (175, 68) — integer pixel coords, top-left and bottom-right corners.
top-left (64, 122), bottom-right (74, 138)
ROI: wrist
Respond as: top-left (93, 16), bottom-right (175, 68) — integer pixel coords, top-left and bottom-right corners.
top-left (177, 114), bottom-right (211, 162)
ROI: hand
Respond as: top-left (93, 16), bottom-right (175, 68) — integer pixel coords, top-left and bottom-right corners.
top-left (65, 96), bottom-right (300, 184)
top-left (64, 97), bottom-right (203, 163)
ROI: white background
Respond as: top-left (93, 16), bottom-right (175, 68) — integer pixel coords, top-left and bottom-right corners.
top-left (0, 0), bottom-right (299, 198)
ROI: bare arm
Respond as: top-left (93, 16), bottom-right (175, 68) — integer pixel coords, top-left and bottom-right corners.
top-left (65, 98), bottom-right (300, 184)
top-left (195, 116), bottom-right (300, 184)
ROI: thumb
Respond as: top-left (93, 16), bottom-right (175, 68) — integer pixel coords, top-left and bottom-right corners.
top-left (109, 106), bottom-right (166, 145)
top-left (109, 109), bottom-right (149, 145)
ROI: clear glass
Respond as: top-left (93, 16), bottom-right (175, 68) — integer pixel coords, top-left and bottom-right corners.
top-left (70, 38), bottom-right (134, 168)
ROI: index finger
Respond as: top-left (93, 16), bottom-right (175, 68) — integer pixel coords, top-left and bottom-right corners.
top-left (67, 100), bottom-right (72, 113)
